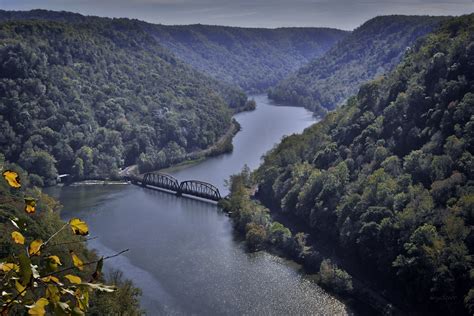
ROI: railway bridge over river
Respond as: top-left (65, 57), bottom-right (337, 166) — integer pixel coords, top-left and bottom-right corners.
top-left (125, 172), bottom-right (222, 202)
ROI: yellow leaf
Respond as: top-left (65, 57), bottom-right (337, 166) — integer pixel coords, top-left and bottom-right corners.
top-left (72, 306), bottom-right (85, 316)
top-left (48, 256), bottom-right (62, 266)
top-left (70, 251), bottom-right (84, 271)
top-left (45, 285), bottom-right (60, 304)
top-left (11, 231), bottom-right (25, 245)
top-left (75, 288), bottom-right (89, 311)
top-left (2, 170), bottom-right (21, 188)
top-left (69, 218), bottom-right (89, 236)
top-left (28, 240), bottom-right (43, 256)
top-left (0, 262), bottom-right (19, 272)
top-left (28, 298), bottom-right (49, 316)
top-left (47, 255), bottom-right (62, 271)
top-left (15, 280), bottom-right (26, 296)
top-left (24, 198), bottom-right (37, 214)
top-left (41, 275), bottom-right (61, 285)
top-left (64, 274), bottom-right (82, 284)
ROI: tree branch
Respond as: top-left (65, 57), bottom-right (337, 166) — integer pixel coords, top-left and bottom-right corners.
top-left (49, 236), bottom-right (98, 247)
top-left (43, 223), bottom-right (69, 247)
top-left (1, 248), bottom-right (129, 313)
top-left (0, 281), bottom-right (30, 313)
top-left (39, 249), bottom-right (129, 279)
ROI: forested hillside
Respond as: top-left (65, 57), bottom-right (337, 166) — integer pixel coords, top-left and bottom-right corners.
top-left (256, 15), bottom-right (474, 315)
top-left (0, 18), bottom-right (249, 185)
top-left (0, 9), bottom-right (348, 93)
top-left (269, 15), bottom-right (446, 114)
top-left (144, 24), bottom-right (347, 93)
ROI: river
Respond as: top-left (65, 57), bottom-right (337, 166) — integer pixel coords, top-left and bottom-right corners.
top-left (46, 95), bottom-right (351, 315)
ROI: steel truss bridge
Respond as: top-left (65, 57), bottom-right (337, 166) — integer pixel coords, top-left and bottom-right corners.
top-left (126, 172), bottom-right (222, 202)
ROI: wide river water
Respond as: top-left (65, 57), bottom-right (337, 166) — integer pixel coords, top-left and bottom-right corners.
top-left (47, 95), bottom-right (351, 315)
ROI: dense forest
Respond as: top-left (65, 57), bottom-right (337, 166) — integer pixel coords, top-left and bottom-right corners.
top-left (243, 14), bottom-right (473, 315)
top-left (0, 154), bottom-right (143, 314)
top-left (144, 24), bottom-right (347, 93)
top-left (0, 17), bottom-right (251, 185)
top-left (0, 9), bottom-right (348, 93)
top-left (269, 15), bottom-right (446, 114)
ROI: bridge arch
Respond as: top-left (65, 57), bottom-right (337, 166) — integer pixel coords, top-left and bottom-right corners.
top-left (143, 173), bottom-right (180, 192)
top-left (179, 180), bottom-right (221, 201)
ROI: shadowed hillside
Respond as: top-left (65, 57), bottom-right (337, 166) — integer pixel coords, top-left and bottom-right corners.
top-left (0, 18), bottom-right (246, 184)
top-left (257, 14), bottom-right (474, 315)
top-left (144, 24), bottom-right (348, 93)
top-left (269, 15), bottom-right (446, 114)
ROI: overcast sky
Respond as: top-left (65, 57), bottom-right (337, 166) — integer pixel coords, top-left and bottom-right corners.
top-left (1, 0), bottom-right (473, 30)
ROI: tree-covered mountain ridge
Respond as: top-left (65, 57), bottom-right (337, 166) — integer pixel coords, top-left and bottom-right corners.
top-left (256, 14), bottom-right (474, 315)
top-left (0, 18), bottom-right (248, 185)
top-left (0, 9), bottom-right (349, 93)
top-left (143, 24), bottom-right (348, 93)
top-left (269, 15), bottom-right (448, 114)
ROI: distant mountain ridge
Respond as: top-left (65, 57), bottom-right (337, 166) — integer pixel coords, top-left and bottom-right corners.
top-left (269, 15), bottom-right (447, 114)
top-left (143, 24), bottom-right (348, 93)
top-left (0, 9), bottom-right (349, 93)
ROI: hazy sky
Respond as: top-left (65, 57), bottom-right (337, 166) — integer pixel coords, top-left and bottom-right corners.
top-left (1, 0), bottom-right (473, 30)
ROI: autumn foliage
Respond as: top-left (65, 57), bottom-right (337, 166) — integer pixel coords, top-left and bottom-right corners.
top-left (0, 170), bottom-right (119, 315)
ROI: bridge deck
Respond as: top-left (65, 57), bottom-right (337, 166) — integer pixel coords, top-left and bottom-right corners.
top-left (126, 173), bottom-right (222, 202)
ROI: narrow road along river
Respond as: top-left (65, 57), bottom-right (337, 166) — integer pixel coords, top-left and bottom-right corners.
top-left (47, 95), bottom-right (352, 315)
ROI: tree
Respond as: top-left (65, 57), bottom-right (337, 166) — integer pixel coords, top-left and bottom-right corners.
top-left (318, 259), bottom-right (353, 295)
top-left (0, 169), bottom-right (132, 315)
top-left (245, 223), bottom-right (267, 251)
top-left (465, 289), bottom-right (474, 315)
top-left (19, 150), bottom-right (58, 185)
top-left (403, 150), bottom-right (432, 186)
top-left (269, 221), bottom-right (291, 247)
top-left (393, 224), bottom-right (445, 300)
top-left (430, 155), bottom-right (453, 181)
top-left (72, 158), bottom-right (84, 180)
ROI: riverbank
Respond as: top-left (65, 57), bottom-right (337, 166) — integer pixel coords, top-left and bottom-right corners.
top-left (58, 113), bottom-right (241, 187)
top-left (219, 171), bottom-right (402, 316)
top-left (184, 118), bottom-right (241, 161)
top-left (65, 117), bottom-right (241, 187)
top-left (232, 99), bottom-right (257, 113)
top-left (269, 208), bottom-right (404, 316)
top-left (118, 118), bottom-right (241, 178)
top-left (62, 180), bottom-right (129, 186)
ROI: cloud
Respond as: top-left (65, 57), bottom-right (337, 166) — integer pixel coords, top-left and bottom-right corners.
top-left (1, 0), bottom-right (473, 29)
top-left (211, 11), bottom-right (258, 19)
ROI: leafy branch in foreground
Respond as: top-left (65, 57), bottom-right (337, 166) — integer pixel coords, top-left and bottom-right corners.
top-left (0, 170), bottom-right (128, 315)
